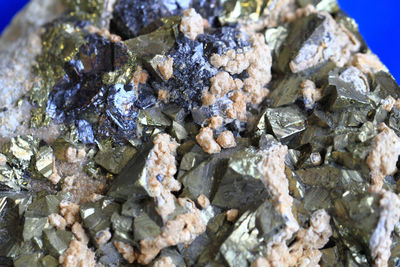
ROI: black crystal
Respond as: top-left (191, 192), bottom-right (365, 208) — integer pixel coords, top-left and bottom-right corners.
top-left (46, 33), bottom-right (147, 144)
top-left (111, 0), bottom-right (190, 39)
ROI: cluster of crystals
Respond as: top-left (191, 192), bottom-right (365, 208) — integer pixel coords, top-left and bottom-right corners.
top-left (2, 0), bottom-right (400, 266)
top-left (46, 33), bottom-right (141, 144)
top-left (111, 0), bottom-right (223, 39)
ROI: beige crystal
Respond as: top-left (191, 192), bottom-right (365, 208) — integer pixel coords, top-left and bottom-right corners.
top-left (158, 57), bottom-right (174, 80)
top-left (370, 190), bottom-right (400, 267)
top-left (216, 131), bottom-right (237, 149)
top-left (146, 134), bottom-right (180, 222)
top-left (59, 201), bottom-right (80, 226)
top-left (252, 209), bottom-right (332, 267)
top-left (71, 222), bottom-right (89, 245)
top-left (381, 96), bottom-right (400, 112)
top-left (210, 71), bottom-right (236, 98)
top-left (114, 241), bottom-right (136, 264)
top-left (48, 157), bottom-right (61, 185)
top-left (353, 52), bottom-right (387, 75)
top-left (133, 65), bottom-right (149, 88)
top-left (59, 240), bottom-right (96, 267)
top-left (209, 116), bottom-right (223, 129)
top-left (301, 80), bottom-right (322, 108)
top-left (180, 8), bottom-right (204, 41)
top-left (254, 143), bottom-right (301, 266)
top-left (48, 213), bottom-right (67, 231)
top-left (196, 127), bottom-right (221, 154)
top-left (154, 256), bottom-right (176, 267)
top-left (137, 198), bottom-right (206, 264)
top-left (367, 123), bottom-right (400, 192)
top-left (208, 32), bottom-right (272, 123)
top-left (95, 229), bottom-right (112, 246)
top-left (226, 209), bottom-right (239, 222)
top-left (158, 89), bottom-right (169, 102)
top-left (196, 194), bottom-right (210, 209)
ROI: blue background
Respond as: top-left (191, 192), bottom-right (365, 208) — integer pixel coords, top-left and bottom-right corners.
top-left (0, 0), bottom-right (399, 81)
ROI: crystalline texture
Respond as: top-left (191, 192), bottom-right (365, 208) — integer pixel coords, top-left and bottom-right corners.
top-left (46, 33), bottom-right (143, 144)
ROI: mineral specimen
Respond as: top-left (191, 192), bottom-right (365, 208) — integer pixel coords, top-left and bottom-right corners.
top-left (0, 0), bottom-right (400, 266)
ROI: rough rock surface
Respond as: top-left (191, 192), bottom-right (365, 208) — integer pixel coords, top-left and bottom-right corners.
top-left (0, 0), bottom-right (64, 144)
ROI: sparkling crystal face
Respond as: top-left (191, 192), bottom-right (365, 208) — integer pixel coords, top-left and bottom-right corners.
top-left (1, 0), bottom-right (400, 266)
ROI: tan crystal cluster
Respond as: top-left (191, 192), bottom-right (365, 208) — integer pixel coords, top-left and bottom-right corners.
top-left (146, 133), bottom-right (181, 221)
top-left (47, 201), bottom-right (96, 267)
top-left (158, 56), bottom-right (174, 81)
top-left (196, 127), bottom-right (237, 154)
top-left (381, 96), bottom-right (400, 112)
top-left (252, 209), bottom-right (332, 267)
top-left (154, 256), bottom-right (176, 267)
top-left (256, 144), bottom-right (299, 262)
top-left (367, 123), bottom-right (400, 193)
top-left (134, 134), bottom-right (208, 263)
top-left (180, 8), bottom-right (204, 41)
top-left (370, 190), bottom-right (400, 267)
top-left (138, 198), bottom-right (206, 264)
top-left (252, 143), bottom-right (332, 267)
top-left (301, 80), bottom-right (322, 109)
top-left (366, 124), bottom-right (400, 267)
top-left (196, 29), bottom-right (273, 154)
top-left (114, 241), bottom-right (136, 264)
top-left (352, 52), bottom-right (388, 76)
top-left (209, 33), bottom-right (272, 109)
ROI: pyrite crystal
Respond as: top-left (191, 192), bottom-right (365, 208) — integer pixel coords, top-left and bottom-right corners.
top-left (1, 0), bottom-right (400, 266)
